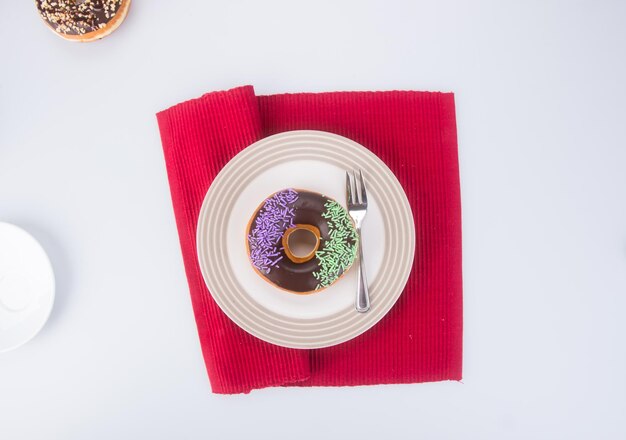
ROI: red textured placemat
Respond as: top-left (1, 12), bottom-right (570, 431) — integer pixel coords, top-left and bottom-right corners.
top-left (157, 85), bottom-right (462, 394)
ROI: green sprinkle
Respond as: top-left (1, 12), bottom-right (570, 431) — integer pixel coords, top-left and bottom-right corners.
top-left (313, 200), bottom-right (358, 289)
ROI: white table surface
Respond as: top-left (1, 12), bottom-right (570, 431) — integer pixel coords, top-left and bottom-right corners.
top-left (1, 1), bottom-right (625, 439)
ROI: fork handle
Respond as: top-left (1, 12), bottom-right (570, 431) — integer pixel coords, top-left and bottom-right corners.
top-left (355, 230), bottom-right (370, 313)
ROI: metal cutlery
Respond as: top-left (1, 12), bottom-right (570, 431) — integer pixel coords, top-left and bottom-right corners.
top-left (346, 170), bottom-right (370, 313)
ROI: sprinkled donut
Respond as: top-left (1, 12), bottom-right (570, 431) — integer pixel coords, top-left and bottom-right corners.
top-left (246, 189), bottom-right (358, 294)
top-left (35, 0), bottom-right (131, 42)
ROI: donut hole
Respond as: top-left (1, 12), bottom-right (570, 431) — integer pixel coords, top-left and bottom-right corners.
top-left (282, 225), bottom-right (320, 263)
top-left (289, 230), bottom-right (317, 257)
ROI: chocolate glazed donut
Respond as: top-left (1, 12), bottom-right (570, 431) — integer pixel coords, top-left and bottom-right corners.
top-left (246, 189), bottom-right (359, 294)
top-left (35, 0), bottom-right (131, 42)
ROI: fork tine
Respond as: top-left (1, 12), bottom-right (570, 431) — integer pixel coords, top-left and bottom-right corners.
top-left (352, 170), bottom-right (361, 204)
top-left (345, 171), bottom-right (354, 205)
top-left (358, 169), bottom-right (368, 205)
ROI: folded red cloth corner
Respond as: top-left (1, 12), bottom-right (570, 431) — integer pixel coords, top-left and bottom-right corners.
top-left (157, 85), bottom-right (462, 394)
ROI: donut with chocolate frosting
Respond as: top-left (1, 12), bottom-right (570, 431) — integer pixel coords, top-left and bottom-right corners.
top-left (246, 189), bottom-right (359, 294)
top-left (35, 0), bottom-right (131, 42)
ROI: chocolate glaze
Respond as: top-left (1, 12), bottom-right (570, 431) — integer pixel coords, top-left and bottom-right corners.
top-left (36, 0), bottom-right (123, 36)
top-left (247, 190), bottom-right (356, 293)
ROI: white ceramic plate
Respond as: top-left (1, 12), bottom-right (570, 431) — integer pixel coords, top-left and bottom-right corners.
top-left (0, 222), bottom-right (55, 352)
top-left (197, 131), bottom-right (415, 348)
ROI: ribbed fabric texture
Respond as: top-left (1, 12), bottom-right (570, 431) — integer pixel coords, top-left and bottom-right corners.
top-left (157, 85), bottom-right (462, 394)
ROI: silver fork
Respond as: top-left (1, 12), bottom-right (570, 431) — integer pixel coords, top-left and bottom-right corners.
top-left (346, 170), bottom-right (370, 313)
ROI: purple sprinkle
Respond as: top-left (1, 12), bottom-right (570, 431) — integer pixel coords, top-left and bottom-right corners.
top-left (247, 189), bottom-right (298, 274)
top-left (270, 256), bottom-right (283, 267)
